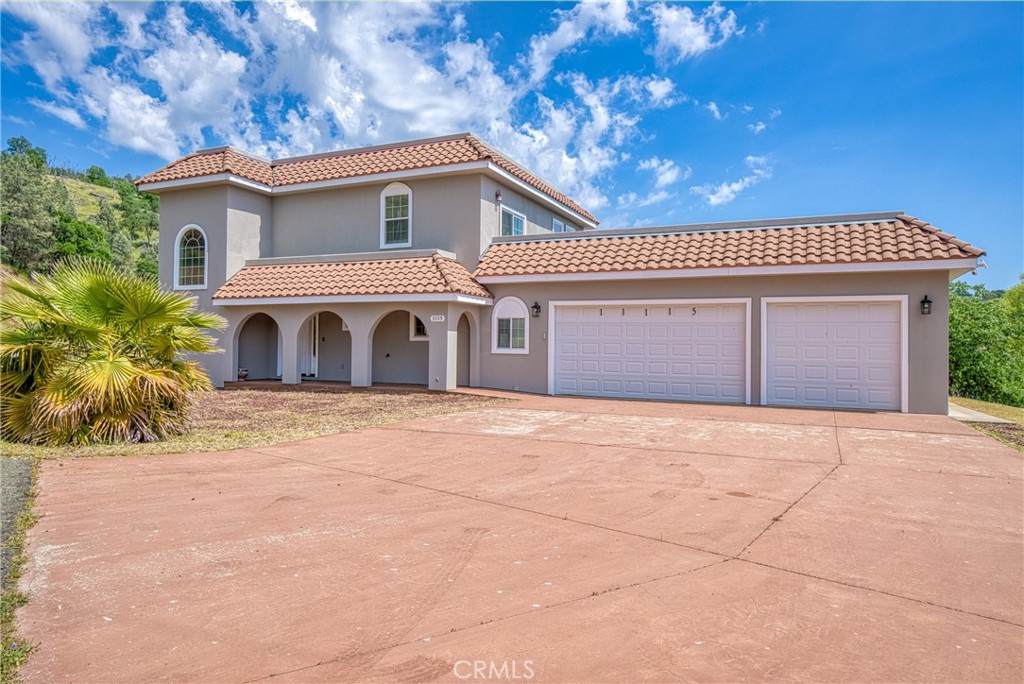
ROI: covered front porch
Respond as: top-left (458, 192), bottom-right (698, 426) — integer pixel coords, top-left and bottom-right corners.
top-left (209, 250), bottom-right (493, 391)
top-left (217, 301), bottom-right (484, 391)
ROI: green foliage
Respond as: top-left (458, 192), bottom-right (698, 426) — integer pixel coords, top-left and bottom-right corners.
top-left (1, 146), bottom-right (55, 273)
top-left (52, 212), bottom-right (111, 262)
top-left (0, 259), bottom-right (225, 445)
top-left (85, 165), bottom-right (110, 187)
top-left (1003, 274), bottom-right (1024, 323)
top-left (5, 136), bottom-right (47, 171)
top-left (949, 281), bottom-right (1024, 407)
top-left (0, 136), bottom-right (160, 280)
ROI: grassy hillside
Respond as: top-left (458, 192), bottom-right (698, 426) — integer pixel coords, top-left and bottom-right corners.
top-left (53, 175), bottom-right (120, 222)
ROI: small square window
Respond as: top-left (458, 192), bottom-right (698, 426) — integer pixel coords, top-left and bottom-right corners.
top-left (552, 218), bottom-right (565, 233)
top-left (409, 314), bottom-right (429, 341)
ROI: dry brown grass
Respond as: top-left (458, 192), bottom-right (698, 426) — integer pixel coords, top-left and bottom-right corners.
top-left (1, 387), bottom-right (504, 459)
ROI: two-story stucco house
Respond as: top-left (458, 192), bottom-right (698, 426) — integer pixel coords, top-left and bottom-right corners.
top-left (137, 132), bottom-right (984, 415)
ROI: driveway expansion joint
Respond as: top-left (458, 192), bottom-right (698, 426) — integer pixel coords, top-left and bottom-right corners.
top-left (245, 559), bottom-right (729, 683)
top-left (249, 448), bottom-right (1020, 628)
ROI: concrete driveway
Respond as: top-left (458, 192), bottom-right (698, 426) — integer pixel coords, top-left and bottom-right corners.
top-left (18, 395), bottom-right (1023, 683)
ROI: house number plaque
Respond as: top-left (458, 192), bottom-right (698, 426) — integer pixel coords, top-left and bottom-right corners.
top-left (430, 315), bottom-right (445, 322)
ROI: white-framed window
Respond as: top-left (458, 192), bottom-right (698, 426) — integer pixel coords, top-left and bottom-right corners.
top-left (500, 207), bottom-right (525, 236)
top-left (491, 296), bottom-right (529, 354)
top-left (552, 217), bottom-right (575, 232)
top-left (174, 224), bottom-right (207, 290)
top-left (409, 314), bottom-right (428, 342)
top-left (380, 182), bottom-right (412, 248)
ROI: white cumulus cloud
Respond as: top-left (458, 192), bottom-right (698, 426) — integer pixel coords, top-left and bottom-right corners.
top-left (691, 155), bottom-right (772, 206)
top-left (28, 98), bottom-right (86, 129)
top-left (747, 121), bottom-right (766, 134)
top-left (650, 1), bottom-right (742, 64)
top-left (637, 156), bottom-right (689, 188)
top-left (527, 1), bottom-right (635, 84)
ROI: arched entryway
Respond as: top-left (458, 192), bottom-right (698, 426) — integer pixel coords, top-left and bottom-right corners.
top-left (457, 313), bottom-right (472, 387)
top-left (237, 313), bottom-right (281, 380)
top-left (298, 312), bottom-right (352, 381)
top-left (371, 310), bottom-right (429, 385)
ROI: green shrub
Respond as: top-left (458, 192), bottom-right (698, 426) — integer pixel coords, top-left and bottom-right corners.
top-left (949, 280), bottom-right (1024, 407)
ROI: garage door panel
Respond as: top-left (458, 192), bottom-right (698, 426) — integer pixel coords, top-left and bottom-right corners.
top-left (766, 301), bottom-right (901, 411)
top-left (555, 303), bottom-right (746, 403)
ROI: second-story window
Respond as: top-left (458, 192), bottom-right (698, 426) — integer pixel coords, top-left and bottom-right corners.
top-left (501, 207), bottom-right (525, 236)
top-left (381, 182), bottom-right (412, 248)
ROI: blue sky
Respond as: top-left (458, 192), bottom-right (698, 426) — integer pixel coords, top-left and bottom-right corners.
top-left (2, 1), bottom-right (1021, 288)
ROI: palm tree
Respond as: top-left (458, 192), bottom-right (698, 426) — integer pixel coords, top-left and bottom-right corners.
top-left (1, 259), bottom-right (225, 445)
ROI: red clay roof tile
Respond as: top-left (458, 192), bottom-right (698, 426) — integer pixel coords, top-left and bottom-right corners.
top-left (474, 215), bottom-right (984, 278)
top-left (213, 254), bottom-right (491, 301)
top-left (137, 133), bottom-right (597, 224)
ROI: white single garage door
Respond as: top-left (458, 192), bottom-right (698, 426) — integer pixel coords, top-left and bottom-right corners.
top-left (764, 299), bottom-right (902, 411)
top-left (553, 303), bottom-right (747, 403)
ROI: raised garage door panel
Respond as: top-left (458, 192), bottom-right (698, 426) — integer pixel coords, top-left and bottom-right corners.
top-left (766, 301), bottom-right (901, 410)
top-left (554, 304), bottom-right (746, 402)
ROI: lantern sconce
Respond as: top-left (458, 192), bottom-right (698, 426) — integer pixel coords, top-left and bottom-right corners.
top-left (920, 295), bottom-right (932, 315)
top-left (494, 188), bottom-right (503, 210)
top-left (531, 301), bottom-right (542, 318)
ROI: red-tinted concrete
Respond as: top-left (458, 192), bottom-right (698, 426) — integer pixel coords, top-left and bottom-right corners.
top-left (17, 396), bottom-right (1024, 683)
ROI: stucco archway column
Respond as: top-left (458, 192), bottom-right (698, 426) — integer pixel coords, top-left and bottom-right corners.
top-left (272, 311), bottom-right (307, 385)
top-left (214, 307), bottom-right (246, 388)
top-left (342, 310), bottom-right (377, 388)
top-left (423, 305), bottom-right (460, 391)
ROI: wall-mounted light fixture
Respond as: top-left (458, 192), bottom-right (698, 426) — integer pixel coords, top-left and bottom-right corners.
top-left (920, 295), bottom-right (932, 315)
top-left (531, 301), bottom-right (542, 318)
top-left (494, 188), bottom-right (503, 205)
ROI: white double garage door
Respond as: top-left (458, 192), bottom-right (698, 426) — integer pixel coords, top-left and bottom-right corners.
top-left (551, 298), bottom-right (906, 411)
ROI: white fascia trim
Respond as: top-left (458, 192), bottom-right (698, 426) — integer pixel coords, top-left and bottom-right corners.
top-left (477, 258), bottom-right (980, 284)
top-left (546, 297), bottom-right (752, 404)
top-left (485, 164), bottom-right (597, 228)
top-left (138, 174), bottom-right (272, 194)
top-left (215, 293), bottom-right (492, 307)
top-left (759, 295), bottom-right (909, 413)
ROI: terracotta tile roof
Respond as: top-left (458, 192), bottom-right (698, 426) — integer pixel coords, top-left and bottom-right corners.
top-left (136, 148), bottom-right (273, 186)
top-left (213, 254), bottom-right (492, 301)
top-left (474, 214), bottom-right (984, 278)
top-left (137, 133), bottom-right (597, 223)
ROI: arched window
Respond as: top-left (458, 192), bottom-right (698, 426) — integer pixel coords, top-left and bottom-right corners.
top-left (491, 296), bottom-right (529, 354)
top-left (380, 182), bottom-right (412, 248)
top-left (175, 225), bottom-right (207, 289)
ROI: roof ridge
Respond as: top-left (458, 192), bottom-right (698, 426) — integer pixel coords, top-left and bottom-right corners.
top-left (895, 213), bottom-right (985, 256)
top-left (271, 133), bottom-right (475, 166)
top-left (431, 252), bottom-right (460, 293)
top-left (464, 133), bottom-right (493, 161)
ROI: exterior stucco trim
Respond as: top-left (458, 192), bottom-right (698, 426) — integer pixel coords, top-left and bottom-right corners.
top-left (214, 293), bottom-right (493, 306)
top-left (139, 173), bottom-right (272, 194)
top-left (759, 295), bottom-right (910, 413)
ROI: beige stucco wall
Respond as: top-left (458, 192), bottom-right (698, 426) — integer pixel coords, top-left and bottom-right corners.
top-left (478, 270), bottom-right (952, 414)
top-left (477, 176), bottom-right (584, 261)
top-left (269, 175), bottom-right (484, 264)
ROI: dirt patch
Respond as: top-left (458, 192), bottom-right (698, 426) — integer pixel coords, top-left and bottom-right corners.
top-left (1, 388), bottom-right (504, 459)
top-left (966, 422), bottom-right (1024, 452)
